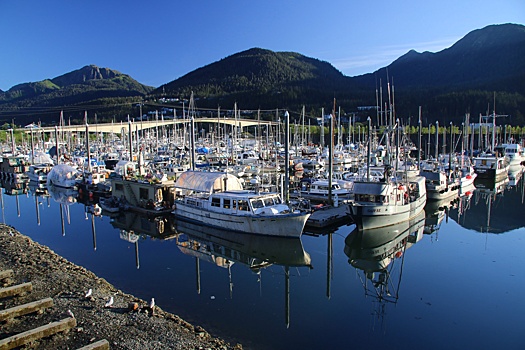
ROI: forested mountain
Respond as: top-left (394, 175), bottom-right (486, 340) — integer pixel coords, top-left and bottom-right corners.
top-left (153, 48), bottom-right (364, 112)
top-left (152, 23), bottom-right (525, 125)
top-left (352, 23), bottom-right (525, 125)
top-left (0, 65), bottom-right (153, 125)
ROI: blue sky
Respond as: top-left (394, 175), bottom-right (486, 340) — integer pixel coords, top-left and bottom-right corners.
top-left (1, 0), bottom-right (524, 91)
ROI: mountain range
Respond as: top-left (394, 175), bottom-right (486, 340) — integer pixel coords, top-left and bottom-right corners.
top-left (1, 23), bottom-right (524, 127)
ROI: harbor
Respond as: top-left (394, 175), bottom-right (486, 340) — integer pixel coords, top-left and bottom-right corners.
top-left (0, 161), bottom-right (523, 349)
top-left (0, 113), bottom-right (524, 349)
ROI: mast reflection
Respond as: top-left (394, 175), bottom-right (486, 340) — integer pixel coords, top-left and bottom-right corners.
top-left (110, 210), bottom-right (312, 327)
top-left (344, 211), bottom-right (425, 324)
top-left (48, 184), bottom-right (78, 236)
top-left (172, 220), bottom-right (312, 328)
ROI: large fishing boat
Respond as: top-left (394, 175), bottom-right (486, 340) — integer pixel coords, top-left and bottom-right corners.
top-left (172, 171), bottom-right (311, 238)
top-left (472, 152), bottom-right (510, 182)
top-left (347, 166), bottom-right (427, 230)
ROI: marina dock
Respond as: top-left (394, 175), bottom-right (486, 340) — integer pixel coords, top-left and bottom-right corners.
top-left (306, 204), bottom-right (351, 229)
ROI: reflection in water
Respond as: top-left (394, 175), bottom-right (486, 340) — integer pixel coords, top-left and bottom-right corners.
top-left (110, 210), bottom-right (312, 327)
top-left (1, 178), bottom-right (29, 218)
top-left (450, 165), bottom-right (524, 233)
top-left (423, 185), bottom-right (474, 239)
top-left (28, 181), bottom-right (50, 226)
top-left (344, 211), bottom-right (425, 326)
top-left (110, 211), bottom-right (174, 269)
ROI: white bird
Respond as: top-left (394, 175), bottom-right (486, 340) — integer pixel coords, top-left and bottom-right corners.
top-left (105, 296), bottom-right (114, 308)
top-left (149, 298), bottom-right (155, 309)
top-left (67, 309), bottom-right (75, 318)
top-left (84, 288), bottom-right (92, 298)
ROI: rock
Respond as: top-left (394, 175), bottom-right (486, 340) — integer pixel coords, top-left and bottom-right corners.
top-left (128, 302), bottom-right (139, 311)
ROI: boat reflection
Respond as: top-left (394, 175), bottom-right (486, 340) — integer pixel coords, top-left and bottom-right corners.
top-left (28, 181), bottom-right (50, 226)
top-left (173, 220), bottom-right (311, 328)
top-left (423, 185), bottom-right (474, 237)
top-left (344, 211), bottom-right (425, 320)
top-left (110, 210), bottom-right (311, 327)
top-left (0, 178), bottom-right (29, 218)
top-left (174, 219), bottom-right (312, 270)
top-left (1, 178), bottom-right (29, 196)
top-left (48, 184), bottom-right (78, 205)
top-left (110, 212), bottom-right (175, 269)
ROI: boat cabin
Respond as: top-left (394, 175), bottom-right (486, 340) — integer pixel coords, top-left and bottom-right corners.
top-left (111, 177), bottom-right (176, 212)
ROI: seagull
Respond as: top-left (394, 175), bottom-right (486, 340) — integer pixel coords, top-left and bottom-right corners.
top-left (149, 298), bottom-right (155, 309)
top-left (67, 309), bottom-right (75, 318)
top-left (84, 288), bottom-right (92, 298)
top-left (105, 296), bottom-right (114, 308)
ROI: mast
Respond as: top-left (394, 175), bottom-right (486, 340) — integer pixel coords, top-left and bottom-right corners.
top-left (284, 111), bottom-right (290, 205)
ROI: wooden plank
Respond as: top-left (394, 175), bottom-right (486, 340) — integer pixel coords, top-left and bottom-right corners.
top-left (0, 317), bottom-right (76, 350)
top-left (0, 270), bottom-right (13, 280)
top-left (0, 297), bottom-right (53, 322)
top-left (0, 282), bottom-right (32, 299)
top-left (76, 339), bottom-right (110, 350)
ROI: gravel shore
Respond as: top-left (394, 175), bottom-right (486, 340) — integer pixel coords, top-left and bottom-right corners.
top-left (0, 224), bottom-right (242, 350)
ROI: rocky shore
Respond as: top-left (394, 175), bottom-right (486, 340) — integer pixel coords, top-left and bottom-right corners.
top-left (0, 224), bottom-right (242, 350)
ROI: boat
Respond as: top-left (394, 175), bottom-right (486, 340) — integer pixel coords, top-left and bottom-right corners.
top-left (472, 152), bottom-right (510, 182)
top-left (293, 178), bottom-right (352, 204)
top-left (0, 156), bottom-right (29, 181)
top-left (172, 171), bottom-right (311, 238)
top-left (27, 163), bottom-right (53, 183)
top-left (347, 166), bottom-right (427, 230)
top-left (420, 160), bottom-right (460, 201)
top-left (494, 143), bottom-right (525, 167)
top-left (46, 164), bottom-right (82, 189)
top-left (98, 196), bottom-right (121, 213)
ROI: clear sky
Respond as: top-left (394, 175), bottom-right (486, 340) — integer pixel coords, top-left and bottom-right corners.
top-left (1, 0), bottom-right (524, 91)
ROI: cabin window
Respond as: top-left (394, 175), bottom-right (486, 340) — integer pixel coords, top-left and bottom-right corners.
top-left (251, 199), bottom-right (264, 209)
top-left (211, 197), bottom-right (221, 207)
top-left (232, 200), bottom-right (238, 209)
top-left (223, 199), bottom-right (231, 209)
top-left (238, 200), bottom-right (249, 211)
top-left (263, 197), bottom-right (274, 206)
top-left (139, 188), bottom-right (149, 200)
top-left (115, 183), bottom-right (124, 191)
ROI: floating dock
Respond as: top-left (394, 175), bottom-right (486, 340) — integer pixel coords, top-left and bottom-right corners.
top-left (306, 204), bottom-right (350, 228)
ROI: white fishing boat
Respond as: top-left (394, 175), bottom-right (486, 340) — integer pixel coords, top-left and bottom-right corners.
top-left (293, 179), bottom-right (352, 203)
top-left (27, 164), bottom-right (52, 182)
top-left (172, 171), bottom-right (311, 238)
top-left (419, 160), bottom-right (460, 201)
top-left (494, 143), bottom-right (525, 167)
top-left (472, 152), bottom-right (510, 182)
top-left (347, 167), bottom-right (427, 230)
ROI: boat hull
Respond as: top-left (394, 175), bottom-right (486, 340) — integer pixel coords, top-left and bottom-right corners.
top-left (474, 166), bottom-right (509, 182)
top-left (172, 203), bottom-right (310, 238)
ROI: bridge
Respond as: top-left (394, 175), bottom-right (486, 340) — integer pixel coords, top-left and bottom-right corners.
top-left (24, 118), bottom-right (277, 135)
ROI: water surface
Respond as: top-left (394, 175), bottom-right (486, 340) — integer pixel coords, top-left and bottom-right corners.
top-left (1, 174), bottom-right (524, 350)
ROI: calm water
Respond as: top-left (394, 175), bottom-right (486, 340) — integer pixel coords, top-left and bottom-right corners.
top-left (1, 171), bottom-right (524, 350)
